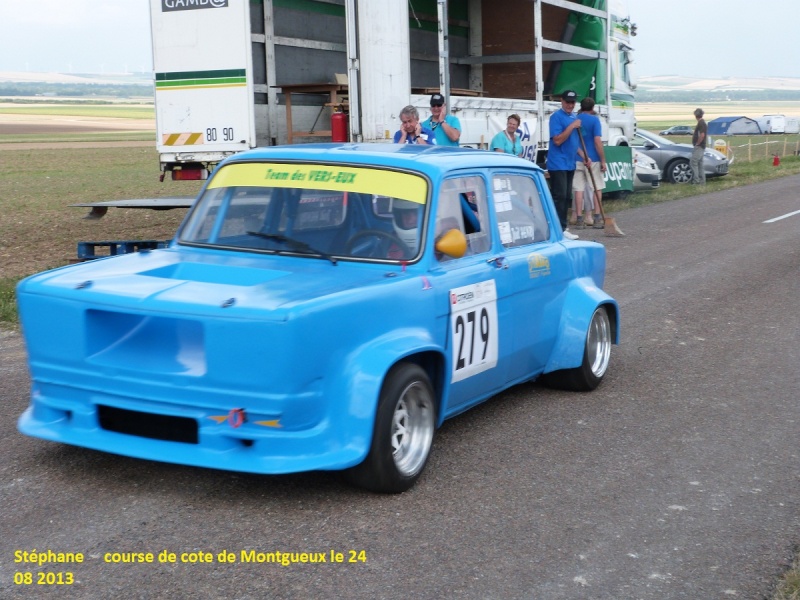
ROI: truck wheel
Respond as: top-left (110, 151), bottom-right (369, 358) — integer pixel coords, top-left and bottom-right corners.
top-left (541, 306), bottom-right (612, 391)
top-left (667, 159), bottom-right (692, 184)
top-left (345, 363), bottom-right (435, 493)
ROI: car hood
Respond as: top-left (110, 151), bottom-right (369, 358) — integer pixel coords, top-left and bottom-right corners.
top-left (18, 246), bottom-right (396, 321)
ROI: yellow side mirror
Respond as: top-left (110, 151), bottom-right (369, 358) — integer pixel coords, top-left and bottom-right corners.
top-left (435, 228), bottom-right (467, 258)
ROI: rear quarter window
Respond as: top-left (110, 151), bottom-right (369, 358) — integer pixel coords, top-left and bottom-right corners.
top-left (492, 174), bottom-right (550, 247)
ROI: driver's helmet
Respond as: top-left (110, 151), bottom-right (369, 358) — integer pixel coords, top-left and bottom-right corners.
top-left (392, 199), bottom-right (422, 251)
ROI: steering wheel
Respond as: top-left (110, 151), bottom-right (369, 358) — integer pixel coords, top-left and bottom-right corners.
top-left (344, 230), bottom-right (411, 259)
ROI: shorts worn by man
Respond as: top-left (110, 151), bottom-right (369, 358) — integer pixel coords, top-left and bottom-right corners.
top-left (691, 108), bottom-right (707, 184)
top-left (546, 90), bottom-right (582, 240)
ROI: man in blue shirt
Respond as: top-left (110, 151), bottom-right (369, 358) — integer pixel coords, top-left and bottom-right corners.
top-left (546, 90), bottom-right (582, 240)
top-left (422, 93), bottom-right (461, 147)
top-left (394, 105), bottom-right (436, 145)
top-left (572, 97), bottom-right (607, 229)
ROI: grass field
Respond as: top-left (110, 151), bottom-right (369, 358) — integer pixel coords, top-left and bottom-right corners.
top-left (0, 131), bottom-right (155, 143)
top-left (0, 146), bottom-right (202, 277)
top-left (636, 101), bottom-right (800, 122)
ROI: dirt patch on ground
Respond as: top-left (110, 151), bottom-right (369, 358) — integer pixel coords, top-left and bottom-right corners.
top-left (0, 141), bottom-right (153, 150)
top-left (0, 113), bottom-right (155, 149)
top-left (0, 113), bottom-right (155, 134)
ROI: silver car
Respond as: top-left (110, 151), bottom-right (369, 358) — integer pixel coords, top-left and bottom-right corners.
top-left (632, 129), bottom-right (730, 184)
top-left (659, 125), bottom-right (693, 136)
top-left (633, 149), bottom-right (660, 191)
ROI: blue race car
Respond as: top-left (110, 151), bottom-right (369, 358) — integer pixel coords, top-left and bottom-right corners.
top-left (17, 143), bottom-right (619, 493)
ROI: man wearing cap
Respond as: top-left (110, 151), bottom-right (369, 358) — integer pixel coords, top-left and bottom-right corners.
top-left (422, 93), bottom-right (461, 147)
top-left (546, 90), bottom-right (583, 240)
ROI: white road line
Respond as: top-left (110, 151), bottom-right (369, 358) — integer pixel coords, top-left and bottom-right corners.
top-left (763, 209), bottom-right (800, 223)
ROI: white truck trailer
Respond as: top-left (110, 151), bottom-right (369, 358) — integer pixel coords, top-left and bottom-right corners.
top-left (757, 114), bottom-right (786, 134)
top-left (149, 0), bottom-right (637, 187)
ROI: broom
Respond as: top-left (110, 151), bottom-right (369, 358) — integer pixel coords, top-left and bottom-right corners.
top-left (576, 127), bottom-right (625, 237)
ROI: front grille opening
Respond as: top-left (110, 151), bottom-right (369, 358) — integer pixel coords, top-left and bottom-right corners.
top-left (98, 405), bottom-right (198, 444)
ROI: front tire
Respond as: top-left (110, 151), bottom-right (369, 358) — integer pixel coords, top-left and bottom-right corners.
top-left (666, 158), bottom-right (692, 184)
top-left (345, 363), bottom-right (436, 493)
top-left (541, 306), bottom-right (612, 391)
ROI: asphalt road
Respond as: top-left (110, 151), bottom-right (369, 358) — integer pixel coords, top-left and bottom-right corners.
top-left (1, 176), bottom-right (798, 599)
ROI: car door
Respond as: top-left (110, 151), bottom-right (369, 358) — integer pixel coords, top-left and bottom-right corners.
top-left (632, 132), bottom-right (667, 171)
top-left (429, 173), bottom-right (515, 414)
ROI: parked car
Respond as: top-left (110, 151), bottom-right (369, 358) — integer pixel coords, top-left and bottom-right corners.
top-left (659, 125), bottom-right (694, 136)
top-left (633, 149), bottom-right (661, 191)
top-left (633, 129), bottom-right (730, 184)
top-left (16, 144), bottom-right (619, 493)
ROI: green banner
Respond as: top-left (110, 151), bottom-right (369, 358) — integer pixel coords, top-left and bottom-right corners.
top-left (602, 145), bottom-right (634, 193)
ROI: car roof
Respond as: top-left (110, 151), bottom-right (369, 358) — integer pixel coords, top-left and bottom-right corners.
top-left (222, 143), bottom-right (542, 179)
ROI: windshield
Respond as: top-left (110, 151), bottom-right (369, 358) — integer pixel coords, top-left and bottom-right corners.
top-left (636, 130), bottom-right (673, 146)
top-left (179, 162), bottom-right (429, 262)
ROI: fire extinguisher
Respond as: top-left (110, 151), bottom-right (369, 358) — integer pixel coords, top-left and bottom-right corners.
top-left (773, 154), bottom-right (780, 166)
top-left (331, 107), bottom-right (348, 142)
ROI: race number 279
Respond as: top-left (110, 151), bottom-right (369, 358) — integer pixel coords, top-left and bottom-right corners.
top-left (450, 280), bottom-right (499, 383)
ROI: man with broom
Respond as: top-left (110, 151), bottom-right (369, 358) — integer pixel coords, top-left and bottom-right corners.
top-left (572, 97), bottom-right (606, 229)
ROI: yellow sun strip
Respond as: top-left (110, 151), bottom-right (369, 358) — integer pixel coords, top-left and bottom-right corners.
top-left (208, 163), bottom-right (428, 204)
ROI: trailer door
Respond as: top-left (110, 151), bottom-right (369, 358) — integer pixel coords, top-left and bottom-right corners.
top-left (150, 0), bottom-right (256, 170)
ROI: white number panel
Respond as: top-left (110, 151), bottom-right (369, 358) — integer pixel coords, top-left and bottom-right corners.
top-left (450, 280), bottom-right (499, 383)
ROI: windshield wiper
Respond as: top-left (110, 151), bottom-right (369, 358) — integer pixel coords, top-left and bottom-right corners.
top-left (246, 232), bottom-right (337, 265)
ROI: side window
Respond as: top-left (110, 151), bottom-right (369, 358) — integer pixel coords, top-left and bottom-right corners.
top-left (492, 174), bottom-right (550, 247)
top-left (435, 176), bottom-right (491, 260)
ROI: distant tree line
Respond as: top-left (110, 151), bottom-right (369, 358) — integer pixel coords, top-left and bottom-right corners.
top-left (637, 89), bottom-right (800, 102)
top-left (3, 81), bottom-right (800, 104)
top-left (0, 82), bottom-right (153, 100)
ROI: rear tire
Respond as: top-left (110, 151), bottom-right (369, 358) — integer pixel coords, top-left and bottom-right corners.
top-left (541, 306), bottom-right (612, 391)
top-left (344, 363), bottom-right (436, 493)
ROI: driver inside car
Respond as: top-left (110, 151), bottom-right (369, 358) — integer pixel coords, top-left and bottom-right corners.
top-left (391, 199), bottom-right (423, 258)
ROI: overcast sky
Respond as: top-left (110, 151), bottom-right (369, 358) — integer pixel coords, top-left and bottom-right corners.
top-left (1, 0), bottom-right (799, 78)
top-left (629, 0), bottom-right (800, 78)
